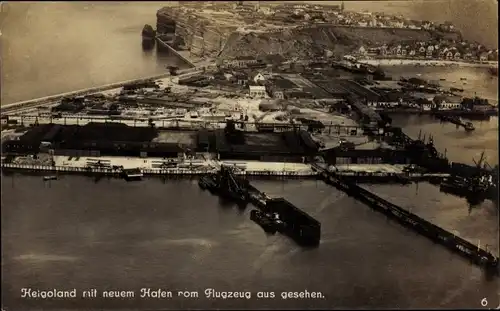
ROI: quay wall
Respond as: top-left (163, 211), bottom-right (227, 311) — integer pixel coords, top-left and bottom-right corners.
top-left (1, 163), bottom-right (317, 178)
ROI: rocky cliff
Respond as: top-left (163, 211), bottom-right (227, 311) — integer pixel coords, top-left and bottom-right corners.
top-left (156, 7), bottom-right (453, 60)
top-left (156, 7), bottom-right (234, 57)
top-left (219, 26), bottom-right (445, 60)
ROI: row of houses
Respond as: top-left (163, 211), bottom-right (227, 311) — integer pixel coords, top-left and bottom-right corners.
top-left (357, 44), bottom-right (498, 62)
top-left (328, 10), bottom-right (456, 32)
top-left (365, 92), bottom-right (493, 112)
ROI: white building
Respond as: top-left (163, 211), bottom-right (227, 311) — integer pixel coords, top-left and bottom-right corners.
top-left (251, 72), bottom-right (267, 84)
top-left (249, 85), bottom-right (267, 98)
top-left (433, 95), bottom-right (462, 110)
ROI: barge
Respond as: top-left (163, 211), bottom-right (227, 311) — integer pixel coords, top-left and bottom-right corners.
top-left (250, 210), bottom-right (278, 234)
top-left (198, 174), bottom-right (218, 192)
top-left (121, 168), bottom-right (143, 181)
top-left (263, 198), bottom-right (321, 247)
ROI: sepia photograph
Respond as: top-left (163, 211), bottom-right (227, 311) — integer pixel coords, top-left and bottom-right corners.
top-left (1, 1), bottom-right (499, 310)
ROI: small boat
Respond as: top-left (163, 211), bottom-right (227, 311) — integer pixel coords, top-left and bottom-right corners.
top-left (464, 122), bottom-right (475, 131)
top-left (250, 210), bottom-right (277, 234)
top-left (121, 168), bottom-right (143, 181)
top-left (198, 175), bottom-right (218, 192)
top-left (43, 175), bottom-right (58, 181)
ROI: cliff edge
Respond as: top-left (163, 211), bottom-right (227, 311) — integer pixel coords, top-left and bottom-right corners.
top-left (156, 6), bottom-right (460, 60)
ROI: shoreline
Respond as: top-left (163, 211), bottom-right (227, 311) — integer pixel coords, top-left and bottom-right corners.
top-left (358, 58), bottom-right (498, 68)
top-left (0, 67), bottom-right (205, 112)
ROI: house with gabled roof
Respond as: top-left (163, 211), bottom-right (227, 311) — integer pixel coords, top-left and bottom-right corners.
top-left (250, 72), bottom-right (267, 84)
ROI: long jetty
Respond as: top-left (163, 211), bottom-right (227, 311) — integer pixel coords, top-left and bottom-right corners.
top-left (311, 162), bottom-right (499, 272)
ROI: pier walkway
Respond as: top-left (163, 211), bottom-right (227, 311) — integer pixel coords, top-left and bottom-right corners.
top-left (311, 162), bottom-right (499, 272)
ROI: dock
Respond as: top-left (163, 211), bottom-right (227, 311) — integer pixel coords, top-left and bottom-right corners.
top-left (311, 163), bottom-right (499, 272)
top-left (330, 164), bottom-right (449, 183)
top-left (0, 162), bottom-right (317, 178)
top-left (198, 166), bottom-right (321, 246)
top-left (434, 114), bottom-right (475, 131)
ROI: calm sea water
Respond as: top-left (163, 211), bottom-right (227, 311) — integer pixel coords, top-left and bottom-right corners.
top-left (1, 2), bottom-right (499, 310)
top-left (1, 176), bottom-right (499, 309)
top-left (384, 66), bottom-right (499, 166)
top-left (1, 2), bottom-right (189, 106)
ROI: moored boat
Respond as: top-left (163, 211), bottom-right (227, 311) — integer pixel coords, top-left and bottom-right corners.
top-left (250, 210), bottom-right (277, 234)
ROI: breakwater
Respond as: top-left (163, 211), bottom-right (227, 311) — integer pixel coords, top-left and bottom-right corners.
top-left (312, 163), bottom-right (499, 272)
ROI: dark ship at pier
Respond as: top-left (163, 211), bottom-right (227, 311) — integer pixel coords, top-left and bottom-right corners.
top-left (440, 152), bottom-right (498, 205)
top-left (388, 128), bottom-right (497, 204)
top-left (198, 165), bottom-right (321, 247)
top-left (199, 166), bottom-right (249, 206)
